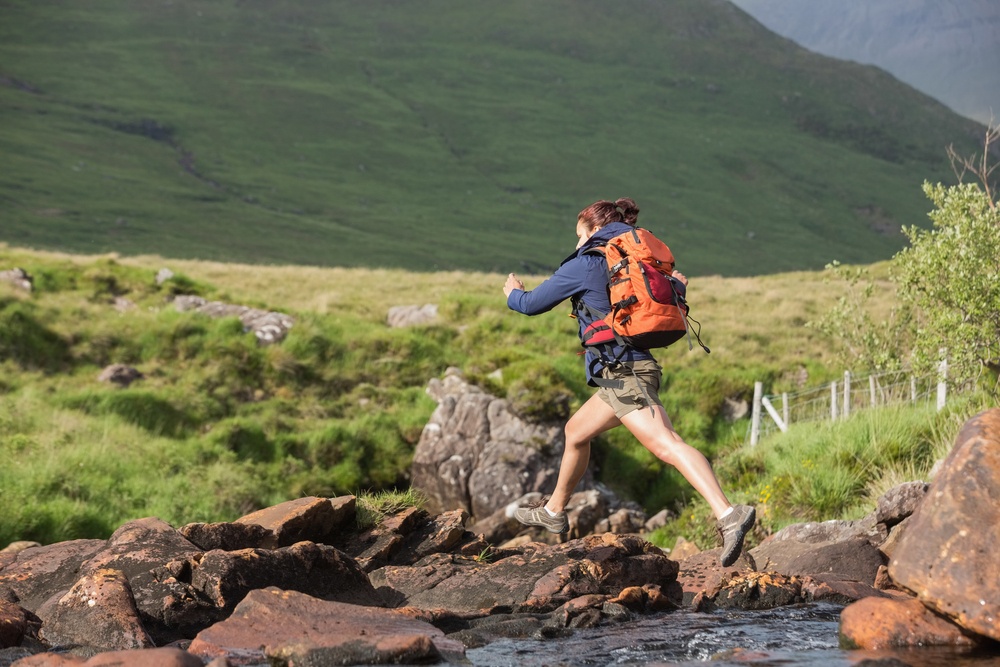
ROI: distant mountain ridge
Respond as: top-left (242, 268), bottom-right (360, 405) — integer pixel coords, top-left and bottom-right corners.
top-left (730, 0), bottom-right (1000, 124)
top-left (0, 0), bottom-right (986, 276)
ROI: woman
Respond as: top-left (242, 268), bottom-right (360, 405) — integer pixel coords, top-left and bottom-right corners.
top-left (503, 197), bottom-right (754, 567)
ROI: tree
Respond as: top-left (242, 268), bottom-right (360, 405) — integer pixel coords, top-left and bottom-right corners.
top-left (892, 123), bottom-right (1000, 393)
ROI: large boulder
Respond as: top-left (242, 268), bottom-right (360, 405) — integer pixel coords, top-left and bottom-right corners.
top-left (888, 408), bottom-right (1000, 642)
top-left (410, 369), bottom-right (565, 519)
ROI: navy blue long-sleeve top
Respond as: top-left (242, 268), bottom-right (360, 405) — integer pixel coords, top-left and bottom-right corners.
top-left (506, 221), bottom-right (657, 386)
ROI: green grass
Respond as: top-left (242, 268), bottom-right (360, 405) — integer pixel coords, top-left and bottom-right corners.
top-left (0, 0), bottom-right (986, 277)
top-left (0, 246), bottom-right (988, 546)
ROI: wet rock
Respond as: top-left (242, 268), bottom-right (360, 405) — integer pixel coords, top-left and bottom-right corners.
top-left (840, 596), bottom-right (979, 649)
top-left (674, 549), bottom-right (756, 606)
top-left (888, 408), bottom-right (1000, 642)
top-left (370, 533), bottom-right (679, 614)
top-left (36, 569), bottom-right (153, 651)
top-left (800, 575), bottom-right (900, 605)
top-left (12, 646), bottom-right (205, 666)
top-left (188, 587), bottom-right (464, 666)
top-left (233, 495), bottom-right (355, 548)
top-left (696, 571), bottom-right (802, 611)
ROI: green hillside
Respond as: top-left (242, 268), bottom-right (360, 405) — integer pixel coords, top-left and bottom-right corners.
top-left (0, 0), bottom-right (985, 275)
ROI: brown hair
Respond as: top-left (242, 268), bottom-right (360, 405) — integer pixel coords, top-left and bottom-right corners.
top-left (577, 197), bottom-right (639, 233)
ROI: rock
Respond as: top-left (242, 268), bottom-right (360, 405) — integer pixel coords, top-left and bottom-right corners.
top-left (370, 533), bottom-right (679, 614)
top-left (342, 507), bottom-right (475, 573)
top-left (75, 518), bottom-right (203, 644)
top-left (874, 481), bottom-right (929, 528)
top-left (188, 587), bottom-right (465, 666)
top-left (674, 549), bottom-right (756, 606)
top-left (1, 600), bottom-right (39, 649)
top-left (386, 304), bottom-right (438, 328)
top-left (799, 575), bottom-right (899, 605)
top-left (888, 408), bottom-right (1000, 642)
top-left (97, 364), bottom-right (143, 388)
top-left (154, 268), bottom-right (174, 285)
top-left (188, 541), bottom-right (382, 616)
top-left (1, 542), bottom-right (41, 555)
top-left (669, 536), bottom-right (701, 561)
top-left (721, 396), bottom-right (748, 422)
top-left (172, 296), bottom-right (294, 345)
top-left (750, 536), bottom-right (885, 586)
top-left (36, 569), bottom-right (153, 651)
top-left (12, 647), bottom-right (204, 666)
top-left (234, 495), bottom-right (355, 548)
top-left (0, 268), bottom-right (32, 291)
top-left (697, 571), bottom-right (802, 611)
top-left (840, 596), bottom-right (979, 649)
top-left (411, 371), bottom-right (565, 519)
top-left (177, 522), bottom-right (272, 552)
top-left (643, 509), bottom-right (671, 533)
top-left (0, 540), bottom-right (107, 613)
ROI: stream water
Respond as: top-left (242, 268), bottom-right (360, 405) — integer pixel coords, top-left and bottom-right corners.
top-left (462, 603), bottom-right (1000, 667)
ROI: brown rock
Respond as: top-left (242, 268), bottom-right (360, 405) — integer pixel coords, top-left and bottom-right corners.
top-left (190, 541), bottom-right (381, 613)
top-left (889, 408), bottom-right (1000, 642)
top-left (188, 587), bottom-right (464, 666)
top-left (800, 575), bottom-right (897, 604)
top-left (698, 571), bottom-right (802, 611)
top-left (178, 522), bottom-right (272, 551)
top-left (12, 647), bottom-right (203, 666)
top-left (370, 533), bottom-right (679, 613)
top-left (669, 536), bottom-right (701, 561)
top-left (1, 599), bottom-right (38, 648)
top-left (751, 536), bottom-right (884, 585)
top-left (234, 496), bottom-right (355, 548)
top-left (0, 540), bottom-right (106, 613)
top-left (37, 569), bottom-right (153, 650)
top-left (674, 549), bottom-right (756, 606)
top-left (840, 596), bottom-right (979, 649)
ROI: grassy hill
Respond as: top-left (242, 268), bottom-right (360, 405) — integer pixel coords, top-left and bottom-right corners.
top-left (0, 0), bottom-right (986, 276)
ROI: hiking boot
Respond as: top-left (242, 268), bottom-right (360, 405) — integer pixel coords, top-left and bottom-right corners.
top-left (514, 505), bottom-right (569, 534)
top-left (717, 504), bottom-right (756, 567)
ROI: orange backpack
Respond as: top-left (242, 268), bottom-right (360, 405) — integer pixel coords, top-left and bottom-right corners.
top-left (578, 227), bottom-right (709, 354)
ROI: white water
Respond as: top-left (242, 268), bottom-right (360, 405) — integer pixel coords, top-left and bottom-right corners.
top-left (463, 603), bottom-right (1000, 667)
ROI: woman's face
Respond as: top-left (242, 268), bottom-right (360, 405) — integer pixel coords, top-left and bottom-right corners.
top-left (575, 220), bottom-right (593, 249)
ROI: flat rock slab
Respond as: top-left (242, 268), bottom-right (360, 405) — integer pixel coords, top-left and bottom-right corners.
top-left (840, 596), bottom-right (979, 650)
top-left (188, 587), bottom-right (465, 666)
top-left (11, 647), bottom-right (204, 666)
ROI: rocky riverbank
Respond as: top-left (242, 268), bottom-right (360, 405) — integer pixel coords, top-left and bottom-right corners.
top-left (1, 403), bottom-right (997, 666)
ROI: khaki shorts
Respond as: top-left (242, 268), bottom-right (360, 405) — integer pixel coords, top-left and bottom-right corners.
top-left (596, 359), bottom-right (663, 419)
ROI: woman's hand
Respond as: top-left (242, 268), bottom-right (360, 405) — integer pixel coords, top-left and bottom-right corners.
top-left (503, 272), bottom-right (525, 297)
top-left (671, 269), bottom-right (688, 286)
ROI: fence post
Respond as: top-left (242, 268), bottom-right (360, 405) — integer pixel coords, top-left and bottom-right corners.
top-left (751, 381), bottom-right (763, 446)
top-left (782, 392), bottom-right (789, 427)
top-left (937, 356), bottom-right (948, 412)
top-left (830, 381), bottom-right (838, 421)
top-left (869, 375), bottom-right (877, 407)
top-left (843, 371), bottom-right (851, 420)
top-left (911, 376), bottom-right (917, 403)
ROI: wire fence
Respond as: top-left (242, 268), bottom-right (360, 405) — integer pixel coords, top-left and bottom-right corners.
top-left (746, 363), bottom-right (949, 446)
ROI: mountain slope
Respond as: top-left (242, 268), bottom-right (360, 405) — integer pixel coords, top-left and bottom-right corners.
top-left (0, 0), bottom-right (985, 276)
top-left (729, 0), bottom-right (1000, 125)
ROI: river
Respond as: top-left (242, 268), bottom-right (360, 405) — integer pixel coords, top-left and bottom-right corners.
top-left (463, 602), bottom-right (1000, 667)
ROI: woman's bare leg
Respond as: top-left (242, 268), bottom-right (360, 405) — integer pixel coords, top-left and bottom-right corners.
top-left (546, 393), bottom-right (621, 513)
top-left (619, 405), bottom-right (732, 518)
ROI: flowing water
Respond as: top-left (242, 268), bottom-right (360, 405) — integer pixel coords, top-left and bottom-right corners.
top-left (463, 603), bottom-right (1000, 667)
